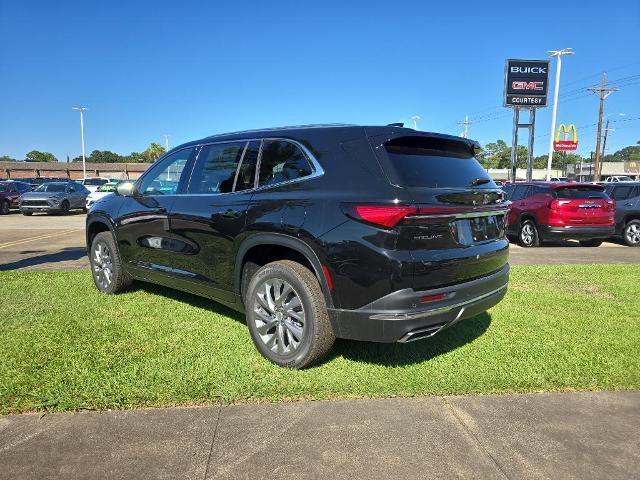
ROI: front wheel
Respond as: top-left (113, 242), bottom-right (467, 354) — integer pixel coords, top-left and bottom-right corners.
top-left (245, 260), bottom-right (335, 369)
top-left (0, 200), bottom-right (10, 215)
top-left (21, 210), bottom-right (33, 216)
top-left (579, 239), bottom-right (603, 247)
top-left (623, 220), bottom-right (640, 247)
top-left (89, 231), bottom-right (132, 294)
top-left (519, 220), bottom-right (540, 247)
top-left (59, 200), bottom-right (70, 215)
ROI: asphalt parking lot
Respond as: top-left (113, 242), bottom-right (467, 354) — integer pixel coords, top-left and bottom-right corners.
top-left (1, 212), bottom-right (639, 271)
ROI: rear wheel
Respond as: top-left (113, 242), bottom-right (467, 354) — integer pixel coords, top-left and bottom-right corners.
top-left (579, 239), bottom-right (603, 247)
top-left (518, 220), bottom-right (540, 247)
top-left (623, 220), bottom-right (640, 247)
top-left (0, 200), bottom-right (10, 215)
top-left (59, 200), bottom-right (70, 215)
top-left (245, 260), bottom-right (335, 369)
top-left (89, 231), bottom-right (132, 294)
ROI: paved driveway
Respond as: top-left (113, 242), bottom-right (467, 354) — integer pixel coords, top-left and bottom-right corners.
top-left (1, 213), bottom-right (639, 271)
top-left (1, 392), bottom-right (638, 480)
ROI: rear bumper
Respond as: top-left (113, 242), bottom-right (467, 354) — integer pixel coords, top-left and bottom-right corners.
top-left (327, 264), bottom-right (509, 343)
top-left (539, 225), bottom-right (615, 240)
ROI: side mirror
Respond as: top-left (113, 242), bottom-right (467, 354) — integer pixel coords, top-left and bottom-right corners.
top-left (116, 181), bottom-right (138, 197)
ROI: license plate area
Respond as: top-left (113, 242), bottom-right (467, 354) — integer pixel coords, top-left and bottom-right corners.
top-left (454, 215), bottom-right (505, 245)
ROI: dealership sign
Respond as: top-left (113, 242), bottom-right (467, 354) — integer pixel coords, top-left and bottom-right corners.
top-left (504, 59), bottom-right (550, 107)
top-left (553, 123), bottom-right (578, 151)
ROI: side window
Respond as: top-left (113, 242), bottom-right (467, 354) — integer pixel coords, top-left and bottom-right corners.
top-left (611, 186), bottom-right (633, 200)
top-left (140, 148), bottom-right (193, 195)
top-left (188, 142), bottom-right (246, 194)
top-left (258, 140), bottom-right (313, 187)
top-left (502, 184), bottom-right (514, 199)
top-left (511, 185), bottom-right (529, 201)
top-left (234, 140), bottom-right (260, 192)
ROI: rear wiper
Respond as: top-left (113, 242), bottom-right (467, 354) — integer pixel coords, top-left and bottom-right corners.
top-left (470, 178), bottom-right (491, 187)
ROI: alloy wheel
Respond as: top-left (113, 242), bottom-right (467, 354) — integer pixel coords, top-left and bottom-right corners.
top-left (521, 224), bottom-right (534, 245)
top-left (626, 223), bottom-right (640, 245)
top-left (252, 278), bottom-right (305, 356)
top-left (93, 241), bottom-right (114, 289)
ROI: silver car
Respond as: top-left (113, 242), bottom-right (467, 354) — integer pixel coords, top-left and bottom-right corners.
top-left (19, 181), bottom-right (90, 215)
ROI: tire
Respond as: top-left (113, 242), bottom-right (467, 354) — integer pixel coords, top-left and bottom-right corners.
top-left (245, 260), bottom-right (335, 369)
top-left (59, 200), bottom-right (70, 215)
top-left (21, 210), bottom-right (33, 216)
top-left (579, 239), bottom-right (603, 247)
top-left (623, 220), bottom-right (640, 247)
top-left (518, 220), bottom-right (540, 247)
top-left (89, 231), bottom-right (132, 294)
top-left (0, 200), bottom-right (10, 215)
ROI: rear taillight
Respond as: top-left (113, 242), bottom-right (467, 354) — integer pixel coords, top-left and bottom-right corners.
top-left (548, 199), bottom-right (571, 210)
top-left (349, 205), bottom-right (418, 228)
top-left (343, 203), bottom-right (508, 228)
top-left (606, 199), bottom-right (616, 212)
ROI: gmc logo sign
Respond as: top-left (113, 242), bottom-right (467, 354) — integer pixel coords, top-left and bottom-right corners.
top-left (512, 81), bottom-right (544, 91)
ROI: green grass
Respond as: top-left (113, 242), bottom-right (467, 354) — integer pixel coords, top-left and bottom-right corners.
top-left (1, 265), bottom-right (639, 414)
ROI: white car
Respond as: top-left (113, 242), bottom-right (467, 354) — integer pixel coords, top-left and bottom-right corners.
top-left (604, 176), bottom-right (634, 183)
top-left (77, 177), bottom-right (110, 193)
top-left (86, 182), bottom-right (118, 209)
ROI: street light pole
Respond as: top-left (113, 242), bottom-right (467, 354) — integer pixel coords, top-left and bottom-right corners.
top-left (410, 115), bottom-right (421, 130)
top-left (163, 134), bottom-right (170, 152)
top-left (73, 107), bottom-right (88, 180)
top-left (545, 48), bottom-right (574, 181)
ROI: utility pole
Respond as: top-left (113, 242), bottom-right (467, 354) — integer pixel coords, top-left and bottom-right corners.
top-left (410, 115), bottom-right (421, 130)
top-left (588, 73), bottom-right (618, 182)
top-left (546, 48), bottom-right (574, 181)
top-left (163, 134), bottom-right (170, 152)
top-left (72, 106), bottom-right (88, 180)
top-left (600, 119), bottom-right (615, 179)
top-left (458, 115), bottom-right (472, 138)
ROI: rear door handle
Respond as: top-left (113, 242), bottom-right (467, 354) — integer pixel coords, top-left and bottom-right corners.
top-left (152, 207), bottom-right (167, 214)
top-left (625, 202), bottom-right (634, 206)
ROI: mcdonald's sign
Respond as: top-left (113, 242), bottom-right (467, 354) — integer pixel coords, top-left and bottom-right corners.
top-left (554, 123), bottom-right (578, 151)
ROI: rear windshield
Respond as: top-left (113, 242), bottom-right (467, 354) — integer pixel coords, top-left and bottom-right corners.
top-left (554, 187), bottom-right (608, 199)
top-left (378, 136), bottom-right (495, 189)
top-left (84, 178), bottom-right (108, 186)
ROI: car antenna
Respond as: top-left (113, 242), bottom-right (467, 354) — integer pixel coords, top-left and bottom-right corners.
top-left (386, 122), bottom-right (404, 127)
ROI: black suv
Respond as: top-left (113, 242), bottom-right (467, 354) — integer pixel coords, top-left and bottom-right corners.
top-left (86, 125), bottom-right (510, 367)
top-left (604, 182), bottom-right (640, 246)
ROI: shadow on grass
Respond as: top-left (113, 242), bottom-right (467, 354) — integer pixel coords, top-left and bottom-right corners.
top-left (327, 313), bottom-right (492, 367)
top-left (131, 281), bottom-right (246, 324)
top-left (129, 282), bottom-right (491, 367)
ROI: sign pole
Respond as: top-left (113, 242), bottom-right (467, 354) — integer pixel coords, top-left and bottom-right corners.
top-left (527, 108), bottom-right (536, 181)
top-left (510, 108), bottom-right (519, 183)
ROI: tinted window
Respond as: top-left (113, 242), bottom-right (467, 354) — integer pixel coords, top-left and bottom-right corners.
top-left (84, 178), bottom-right (108, 186)
top-left (531, 186), bottom-right (551, 196)
top-left (35, 183), bottom-right (67, 192)
top-left (380, 136), bottom-right (493, 188)
top-left (258, 140), bottom-right (312, 187)
top-left (554, 187), bottom-right (608, 199)
top-left (140, 148), bottom-right (193, 195)
top-left (235, 141), bottom-right (260, 192)
top-left (511, 185), bottom-right (529, 201)
top-left (501, 184), bottom-right (514, 199)
top-left (610, 185), bottom-right (634, 200)
top-left (189, 142), bottom-right (246, 194)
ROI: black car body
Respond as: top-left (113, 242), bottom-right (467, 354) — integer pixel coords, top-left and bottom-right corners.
top-left (604, 182), bottom-right (640, 246)
top-left (86, 125), bottom-right (510, 367)
top-left (19, 181), bottom-right (90, 215)
top-left (0, 181), bottom-right (33, 214)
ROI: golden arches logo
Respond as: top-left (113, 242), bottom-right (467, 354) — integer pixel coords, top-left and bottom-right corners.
top-left (554, 123), bottom-right (578, 151)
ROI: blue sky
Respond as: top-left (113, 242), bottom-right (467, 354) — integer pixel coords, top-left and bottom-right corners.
top-left (1, 0), bottom-right (638, 161)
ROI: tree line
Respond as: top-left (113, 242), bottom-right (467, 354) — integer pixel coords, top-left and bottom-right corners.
top-left (2, 141), bottom-right (639, 168)
top-left (476, 141), bottom-right (640, 170)
top-left (0, 142), bottom-right (167, 163)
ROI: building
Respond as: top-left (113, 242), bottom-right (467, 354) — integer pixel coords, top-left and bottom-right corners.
top-left (0, 161), bottom-right (150, 181)
top-left (567, 160), bottom-right (640, 182)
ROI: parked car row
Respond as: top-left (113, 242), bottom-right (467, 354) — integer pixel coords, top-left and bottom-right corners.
top-left (0, 177), bottom-right (121, 215)
top-left (502, 181), bottom-right (640, 247)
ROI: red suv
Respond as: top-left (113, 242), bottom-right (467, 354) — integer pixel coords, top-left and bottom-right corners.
top-left (502, 182), bottom-right (615, 247)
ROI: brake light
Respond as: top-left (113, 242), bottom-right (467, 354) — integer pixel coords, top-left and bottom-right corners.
top-left (350, 205), bottom-right (418, 227)
top-left (419, 293), bottom-right (447, 303)
top-left (606, 199), bottom-right (616, 212)
top-left (548, 199), bottom-right (571, 210)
